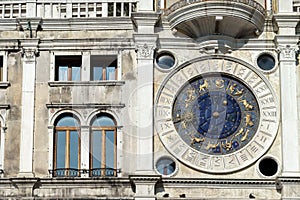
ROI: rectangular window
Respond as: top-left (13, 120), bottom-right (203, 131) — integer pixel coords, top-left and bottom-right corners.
top-left (90, 55), bottom-right (117, 81)
top-left (55, 56), bottom-right (82, 81)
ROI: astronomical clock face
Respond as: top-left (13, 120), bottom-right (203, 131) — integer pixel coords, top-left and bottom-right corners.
top-left (155, 57), bottom-right (279, 173)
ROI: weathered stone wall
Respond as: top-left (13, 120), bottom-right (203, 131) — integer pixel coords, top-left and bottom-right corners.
top-left (4, 52), bottom-right (23, 177)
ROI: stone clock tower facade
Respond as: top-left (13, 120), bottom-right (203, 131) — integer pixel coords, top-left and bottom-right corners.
top-left (0, 0), bottom-right (298, 199)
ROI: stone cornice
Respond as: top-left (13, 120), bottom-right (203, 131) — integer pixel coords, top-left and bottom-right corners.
top-left (161, 178), bottom-right (277, 187)
top-left (158, 37), bottom-right (277, 50)
top-left (0, 39), bottom-right (19, 50)
top-left (273, 14), bottom-right (300, 28)
top-left (48, 80), bottom-right (125, 87)
top-left (39, 38), bottom-right (135, 50)
top-left (46, 103), bottom-right (125, 109)
top-left (41, 17), bottom-right (134, 31)
top-left (0, 17), bottom-right (134, 32)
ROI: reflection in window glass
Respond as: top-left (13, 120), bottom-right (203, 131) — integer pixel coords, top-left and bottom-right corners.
top-left (70, 131), bottom-right (79, 169)
top-left (56, 131), bottom-right (66, 169)
top-left (91, 55), bottom-right (117, 81)
top-left (55, 56), bottom-right (82, 81)
top-left (93, 66), bottom-right (103, 80)
top-left (92, 130), bottom-right (102, 169)
top-left (72, 66), bottom-right (81, 81)
top-left (257, 54), bottom-right (276, 71)
top-left (106, 131), bottom-right (115, 169)
top-left (156, 157), bottom-right (176, 176)
top-left (123, 3), bottom-right (129, 16)
top-left (156, 52), bottom-right (175, 70)
top-left (58, 66), bottom-right (68, 81)
top-left (116, 3), bottom-right (121, 16)
top-left (54, 115), bottom-right (80, 177)
top-left (108, 3), bottom-right (114, 16)
top-left (106, 67), bottom-right (116, 80)
top-left (90, 114), bottom-right (117, 177)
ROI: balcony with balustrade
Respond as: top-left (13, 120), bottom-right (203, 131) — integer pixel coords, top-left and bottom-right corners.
top-left (164, 0), bottom-right (266, 39)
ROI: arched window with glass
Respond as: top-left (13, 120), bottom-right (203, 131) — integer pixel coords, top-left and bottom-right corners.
top-left (90, 114), bottom-right (117, 177)
top-left (53, 114), bottom-right (80, 177)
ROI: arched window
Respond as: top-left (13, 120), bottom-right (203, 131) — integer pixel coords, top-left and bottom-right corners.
top-left (90, 114), bottom-right (117, 177)
top-left (53, 115), bottom-right (80, 177)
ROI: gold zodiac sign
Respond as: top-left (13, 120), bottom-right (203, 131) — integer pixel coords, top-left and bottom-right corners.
top-left (191, 136), bottom-right (205, 145)
top-left (234, 88), bottom-right (244, 96)
top-left (199, 80), bottom-right (209, 92)
top-left (222, 137), bottom-right (234, 151)
top-left (235, 127), bottom-right (244, 137)
top-left (229, 83), bottom-right (236, 94)
top-left (240, 99), bottom-right (254, 110)
top-left (215, 79), bottom-right (224, 88)
top-left (241, 129), bottom-right (250, 142)
top-left (206, 141), bottom-right (220, 151)
top-left (185, 88), bottom-right (196, 107)
top-left (245, 114), bottom-right (254, 127)
top-left (181, 121), bottom-right (187, 129)
top-left (235, 128), bottom-right (250, 142)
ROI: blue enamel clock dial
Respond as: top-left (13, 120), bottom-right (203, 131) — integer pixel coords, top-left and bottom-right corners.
top-left (172, 74), bottom-right (260, 155)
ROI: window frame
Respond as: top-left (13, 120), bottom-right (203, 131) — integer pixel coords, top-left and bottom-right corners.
top-left (89, 115), bottom-right (117, 177)
top-left (53, 116), bottom-right (81, 177)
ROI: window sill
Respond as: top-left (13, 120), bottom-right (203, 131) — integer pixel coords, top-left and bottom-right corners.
top-left (48, 81), bottom-right (125, 87)
top-left (46, 103), bottom-right (125, 109)
top-left (0, 82), bottom-right (10, 88)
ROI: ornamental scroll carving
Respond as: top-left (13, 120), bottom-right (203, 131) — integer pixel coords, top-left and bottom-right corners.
top-left (136, 43), bottom-right (155, 59)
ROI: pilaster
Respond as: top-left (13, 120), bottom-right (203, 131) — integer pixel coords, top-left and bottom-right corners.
top-left (80, 126), bottom-right (89, 178)
top-left (276, 36), bottom-right (300, 176)
top-left (133, 34), bottom-right (158, 174)
top-left (18, 39), bottom-right (39, 178)
top-left (132, 12), bottom-right (159, 174)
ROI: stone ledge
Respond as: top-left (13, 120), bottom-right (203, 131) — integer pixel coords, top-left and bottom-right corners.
top-left (48, 80), bottom-right (125, 87)
top-left (46, 103), bottom-right (125, 109)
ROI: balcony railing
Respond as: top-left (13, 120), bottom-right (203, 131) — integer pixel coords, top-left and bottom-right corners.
top-left (48, 168), bottom-right (121, 177)
top-left (89, 168), bottom-right (121, 177)
top-left (49, 168), bottom-right (81, 177)
top-left (165, 0), bottom-right (265, 16)
top-left (0, 0), bottom-right (137, 19)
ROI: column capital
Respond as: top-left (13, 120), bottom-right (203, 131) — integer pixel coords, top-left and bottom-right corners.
top-left (19, 39), bottom-right (40, 63)
top-left (134, 34), bottom-right (158, 60)
top-left (22, 48), bottom-right (38, 63)
top-left (135, 43), bottom-right (156, 60)
top-left (278, 44), bottom-right (298, 61)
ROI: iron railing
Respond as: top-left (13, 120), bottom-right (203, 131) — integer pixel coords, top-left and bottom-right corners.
top-left (48, 168), bottom-right (121, 177)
